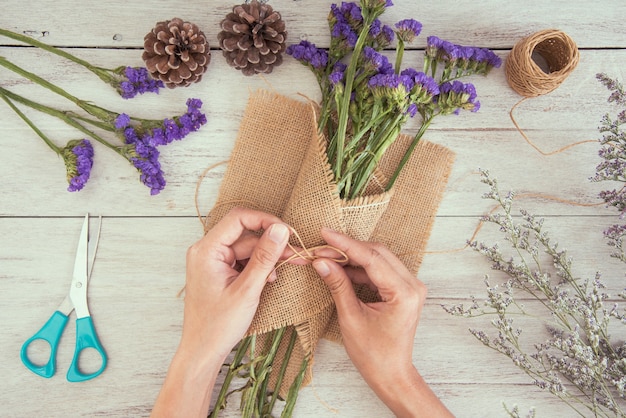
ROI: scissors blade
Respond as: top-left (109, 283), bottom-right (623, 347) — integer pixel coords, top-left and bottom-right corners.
top-left (70, 215), bottom-right (90, 319)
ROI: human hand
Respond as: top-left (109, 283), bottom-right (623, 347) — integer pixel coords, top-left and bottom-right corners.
top-left (312, 229), bottom-right (451, 417)
top-left (181, 207), bottom-right (292, 363)
top-left (312, 228), bottom-right (426, 386)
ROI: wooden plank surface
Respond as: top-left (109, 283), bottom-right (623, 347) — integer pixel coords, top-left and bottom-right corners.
top-left (1, 0), bottom-right (626, 417)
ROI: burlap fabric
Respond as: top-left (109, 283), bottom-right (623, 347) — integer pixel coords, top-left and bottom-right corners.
top-left (203, 90), bottom-right (455, 396)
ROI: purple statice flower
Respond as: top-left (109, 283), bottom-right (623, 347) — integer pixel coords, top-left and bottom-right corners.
top-left (332, 22), bottom-right (358, 48)
top-left (62, 139), bottom-right (94, 192)
top-left (401, 68), bottom-right (440, 98)
top-left (368, 73), bottom-right (414, 107)
top-left (405, 102), bottom-right (418, 118)
top-left (426, 36), bottom-right (501, 73)
top-left (369, 73), bottom-right (403, 89)
top-left (121, 125), bottom-right (166, 195)
top-left (131, 156), bottom-right (166, 195)
top-left (438, 80), bottom-right (480, 114)
top-left (380, 24), bottom-right (395, 44)
top-left (369, 19), bottom-right (382, 37)
top-left (329, 62), bottom-right (347, 86)
top-left (395, 19), bottom-right (422, 43)
top-left (117, 66), bottom-right (164, 99)
top-left (114, 113), bottom-right (131, 129)
top-left (286, 40), bottom-right (329, 69)
top-left (363, 47), bottom-right (393, 74)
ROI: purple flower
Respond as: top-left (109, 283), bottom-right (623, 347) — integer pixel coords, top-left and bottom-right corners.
top-left (363, 47), bottom-right (393, 74)
top-left (401, 68), bottom-right (440, 98)
top-left (331, 22), bottom-right (358, 47)
top-left (62, 139), bottom-right (94, 192)
top-left (426, 36), bottom-right (501, 72)
top-left (117, 66), bottom-right (164, 99)
top-left (286, 41), bottom-right (329, 69)
top-left (381, 25), bottom-right (395, 44)
top-left (329, 62), bottom-right (347, 86)
top-left (406, 103), bottom-right (418, 118)
top-left (395, 19), bottom-right (422, 43)
top-left (114, 113), bottom-right (131, 129)
top-left (437, 81), bottom-right (480, 114)
top-left (369, 19), bottom-right (382, 37)
top-left (131, 156), bottom-right (166, 195)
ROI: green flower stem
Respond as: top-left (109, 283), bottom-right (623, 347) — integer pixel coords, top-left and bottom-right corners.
top-left (210, 336), bottom-right (252, 417)
top-left (264, 329), bottom-right (298, 415)
top-left (0, 28), bottom-right (117, 85)
top-left (386, 114), bottom-right (436, 190)
top-left (0, 86), bottom-right (120, 155)
top-left (333, 14), bottom-right (377, 181)
top-left (395, 39), bottom-right (405, 74)
top-left (0, 93), bottom-right (61, 154)
top-left (280, 354), bottom-right (310, 418)
top-left (0, 55), bottom-right (114, 122)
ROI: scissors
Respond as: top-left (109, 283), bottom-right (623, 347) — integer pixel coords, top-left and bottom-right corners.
top-left (20, 214), bottom-right (107, 382)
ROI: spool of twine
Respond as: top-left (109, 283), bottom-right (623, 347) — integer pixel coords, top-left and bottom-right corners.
top-left (505, 29), bottom-right (579, 97)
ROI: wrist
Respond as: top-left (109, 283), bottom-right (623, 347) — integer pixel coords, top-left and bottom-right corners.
top-left (366, 366), bottom-right (450, 418)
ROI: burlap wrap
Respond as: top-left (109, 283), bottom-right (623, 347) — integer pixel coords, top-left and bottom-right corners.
top-left (203, 90), bottom-right (455, 396)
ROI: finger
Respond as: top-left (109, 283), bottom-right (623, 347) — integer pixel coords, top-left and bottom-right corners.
top-left (208, 207), bottom-right (284, 248)
top-left (320, 228), bottom-right (404, 292)
top-left (343, 266), bottom-right (378, 291)
top-left (234, 223), bottom-right (291, 296)
top-left (313, 259), bottom-right (361, 318)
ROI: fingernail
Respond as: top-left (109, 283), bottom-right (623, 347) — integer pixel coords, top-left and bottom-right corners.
top-left (313, 260), bottom-right (330, 277)
top-left (268, 223), bottom-right (289, 244)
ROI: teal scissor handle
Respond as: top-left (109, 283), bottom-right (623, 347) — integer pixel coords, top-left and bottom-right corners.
top-left (66, 317), bottom-right (107, 382)
top-left (20, 310), bottom-right (69, 378)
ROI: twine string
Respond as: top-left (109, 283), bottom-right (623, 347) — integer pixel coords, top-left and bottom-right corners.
top-left (193, 163), bottom-right (349, 284)
top-left (504, 29), bottom-right (595, 156)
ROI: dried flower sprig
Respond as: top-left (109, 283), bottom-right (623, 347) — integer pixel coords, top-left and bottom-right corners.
top-left (0, 56), bottom-right (206, 194)
top-left (444, 170), bottom-right (626, 417)
top-left (287, 1), bottom-right (500, 198)
top-left (591, 74), bottom-right (626, 260)
top-left (0, 28), bottom-right (164, 99)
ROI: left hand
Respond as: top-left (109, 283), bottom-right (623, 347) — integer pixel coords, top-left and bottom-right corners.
top-left (180, 207), bottom-right (293, 362)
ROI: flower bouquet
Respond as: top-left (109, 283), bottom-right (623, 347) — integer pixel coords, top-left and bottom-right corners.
top-left (204, 0), bottom-right (500, 415)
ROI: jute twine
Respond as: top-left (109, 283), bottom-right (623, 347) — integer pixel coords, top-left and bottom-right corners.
top-left (505, 30), bottom-right (596, 155)
top-left (505, 29), bottom-right (579, 97)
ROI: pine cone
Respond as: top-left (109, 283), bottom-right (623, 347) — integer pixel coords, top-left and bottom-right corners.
top-left (142, 18), bottom-right (211, 88)
top-left (218, 0), bottom-right (287, 76)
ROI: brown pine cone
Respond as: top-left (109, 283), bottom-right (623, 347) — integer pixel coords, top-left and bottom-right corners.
top-left (142, 18), bottom-right (211, 88)
top-left (218, 0), bottom-right (287, 76)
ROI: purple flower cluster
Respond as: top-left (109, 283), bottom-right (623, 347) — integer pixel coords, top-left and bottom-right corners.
top-left (329, 2), bottom-right (394, 49)
top-left (117, 66), bottom-right (164, 99)
top-left (286, 41), bottom-right (329, 69)
top-left (114, 98), bottom-right (207, 195)
top-left (363, 47), bottom-right (393, 74)
top-left (438, 80), bottom-right (481, 114)
top-left (395, 19), bottom-right (422, 43)
top-left (400, 68), bottom-right (440, 97)
top-left (426, 36), bottom-right (502, 70)
top-left (368, 73), bottom-right (410, 90)
top-left (329, 62), bottom-right (347, 86)
top-left (63, 139), bottom-right (94, 192)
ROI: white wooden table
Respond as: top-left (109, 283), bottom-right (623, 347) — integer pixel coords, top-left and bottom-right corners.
top-left (1, 1), bottom-right (625, 416)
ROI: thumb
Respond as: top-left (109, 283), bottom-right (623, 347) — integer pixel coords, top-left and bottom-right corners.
top-left (313, 259), bottom-right (360, 317)
top-left (237, 223), bottom-right (290, 294)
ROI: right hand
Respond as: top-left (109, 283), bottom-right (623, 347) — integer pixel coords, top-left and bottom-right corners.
top-left (311, 228), bottom-right (427, 389)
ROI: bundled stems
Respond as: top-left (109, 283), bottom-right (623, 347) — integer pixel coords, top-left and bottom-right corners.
top-left (209, 326), bottom-right (307, 417)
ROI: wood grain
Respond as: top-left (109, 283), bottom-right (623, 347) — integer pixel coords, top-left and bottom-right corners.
top-left (1, 1), bottom-right (625, 416)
